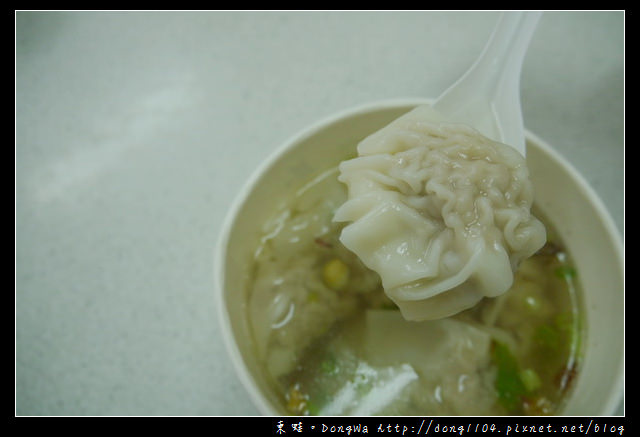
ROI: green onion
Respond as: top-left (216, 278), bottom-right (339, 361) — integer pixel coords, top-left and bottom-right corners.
top-left (491, 341), bottom-right (526, 412)
top-left (554, 265), bottom-right (577, 279)
top-left (519, 368), bottom-right (542, 393)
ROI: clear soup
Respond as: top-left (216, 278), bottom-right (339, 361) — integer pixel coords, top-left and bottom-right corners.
top-left (246, 165), bottom-right (583, 416)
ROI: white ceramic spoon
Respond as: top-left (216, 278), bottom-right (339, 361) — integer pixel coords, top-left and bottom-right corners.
top-left (433, 11), bottom-right (542, 156)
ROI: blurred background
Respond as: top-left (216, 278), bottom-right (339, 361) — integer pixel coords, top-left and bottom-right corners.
top-left (15, 11), bottom-right (623, 416)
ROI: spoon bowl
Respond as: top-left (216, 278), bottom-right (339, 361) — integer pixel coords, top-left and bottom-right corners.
top-left (433, 11), bottom-right (542, 155)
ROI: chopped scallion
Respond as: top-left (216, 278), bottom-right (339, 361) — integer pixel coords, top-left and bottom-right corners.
top-left (491, 341), bottom-right (526, 412)
top-left (554, 265), bottom-right (577, 279)
top-left (519, 368), bottom-right (542, 393)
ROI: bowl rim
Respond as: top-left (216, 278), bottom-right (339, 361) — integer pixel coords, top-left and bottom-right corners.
top-left (214, 97), bottom-right (624, 416)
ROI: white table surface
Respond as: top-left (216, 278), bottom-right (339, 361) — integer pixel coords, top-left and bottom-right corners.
top-left (16, 11), bottom-right (624, 416)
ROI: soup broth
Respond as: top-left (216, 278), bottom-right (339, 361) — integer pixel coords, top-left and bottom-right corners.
top-left (246, 164), bottom-right (583, 416)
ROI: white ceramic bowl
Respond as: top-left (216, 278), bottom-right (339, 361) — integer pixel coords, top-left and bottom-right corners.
top-left (215, 98), bottom-right (624, 416)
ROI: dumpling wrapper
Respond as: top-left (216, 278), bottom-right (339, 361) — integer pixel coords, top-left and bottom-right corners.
top-left (334, 105), bottom-right (546, 320)
top-left (360, 310), bottom-right (497, 415)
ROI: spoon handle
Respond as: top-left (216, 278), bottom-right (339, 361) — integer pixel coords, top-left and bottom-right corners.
top-left (434, 11), bottom-right (542, 155)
